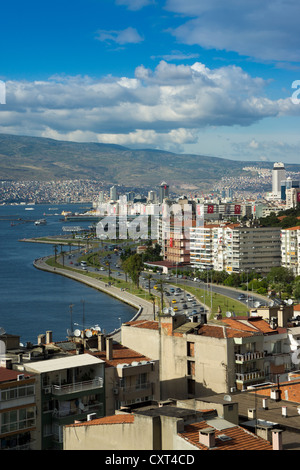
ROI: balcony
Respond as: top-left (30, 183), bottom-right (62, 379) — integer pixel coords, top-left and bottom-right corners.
top-left (52, 402), bottom-right (102, 419)
top-left (235, 370), bottom-right (265, 383)
top-left (50, 377), bottom-right (103, 396)
top-left (235, 351), bottom-right (265, 363)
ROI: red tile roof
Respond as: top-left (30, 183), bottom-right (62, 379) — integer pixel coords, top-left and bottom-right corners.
top-left (91, 343), bottom-right (152, 367)
top-left (180, 420), bottom-right (272, 450)
top-left (67, 414), bottom-right (135, 427)
top-left (0, 367), bottom-right (32, 383)
top-left (124, 320), bottom-right (159, 330)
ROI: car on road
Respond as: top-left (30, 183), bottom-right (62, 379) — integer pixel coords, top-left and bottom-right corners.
top-left (191, 309), bottom-right (197, 315)
top-left (238, 294), bottom-right (246, 300)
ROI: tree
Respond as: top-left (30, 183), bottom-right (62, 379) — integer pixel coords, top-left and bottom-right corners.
top-left (292, 277), bottom-right (300, 301)
top-left (145, 273), bottom-right (153, 295)
top-left (122, 254), bottom-right (144, 288)
top-left (267, 267), bottom-right (295, 286)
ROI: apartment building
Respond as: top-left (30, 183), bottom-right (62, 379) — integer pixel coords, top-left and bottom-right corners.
top-left (225, 226), bottom-right (281, 274)
top-left (281, 226), bottom-right (300, 276)
top-left (0, 366), bottom-right (36, 450)
top-left (190, 224), bottom-right (281, 274)
top-left (89, 334), bottom-right (159, 415)
top-left (63, 403), bottom-right (274, 450)
top-left (1, 330), bottom-right (106, 450)
top-left (286, 187), bottom-right (300, 209)
top-left (121, 305), bottom-right (298, 399)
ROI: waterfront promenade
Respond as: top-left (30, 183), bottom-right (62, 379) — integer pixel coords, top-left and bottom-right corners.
top-left (33, 256), bottom-right (154, 342)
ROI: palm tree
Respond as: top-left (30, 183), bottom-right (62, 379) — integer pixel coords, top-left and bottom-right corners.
top-left (149, 293), bottom-right (156, 320)
top-left (53, 245), bottom-right (58, 263)
top-left (155, 279), bottom-right (165, 314)
top-left (145, 273), bottom-right (153, 295)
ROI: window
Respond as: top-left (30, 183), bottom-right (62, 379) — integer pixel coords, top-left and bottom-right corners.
top-left (136, 373), bottom-right (147, 390)
top-left (1, 407), bottom-right (35, 434)
top-left (187, 342), bottom-right (195, 357)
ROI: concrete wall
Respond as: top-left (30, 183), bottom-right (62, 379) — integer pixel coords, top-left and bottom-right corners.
top-left (63, 413), bottom-right (161, 450)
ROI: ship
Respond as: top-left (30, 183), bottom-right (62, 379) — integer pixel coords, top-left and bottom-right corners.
top-left (34, 219), bottom-right (47, 225)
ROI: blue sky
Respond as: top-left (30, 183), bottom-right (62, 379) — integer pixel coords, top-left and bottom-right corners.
top-left (1, 0), bottom-right (300, 163)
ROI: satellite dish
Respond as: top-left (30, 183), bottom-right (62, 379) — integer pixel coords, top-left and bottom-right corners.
top-left (74, 329), bottom-right (81, 337)
top-left (287, 299), bottom-right (293, 306)
top-left (85, 329), bottom-right (92, 338)
top-left (0, 327), bottom-right (6, 336)
top-left (169, 308), bottom-right (175, 316)
top-left (223, 395), bottom-right (232, 402)
top-left (269, 301), bottom-right (274, 307)
top-left (226, 311), bottom-right (232, 318)
top-left (67, 329), bottom-right (73, 336)
top-left (163, 307), bottom-right (169, 314)
top-left (254, 301), bottom-right (260, 308)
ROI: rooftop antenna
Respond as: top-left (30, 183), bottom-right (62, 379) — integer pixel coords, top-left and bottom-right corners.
top-left (81, 299), bottom-right (85, 331)
top-left (69, 304), bottom-right (74, 334)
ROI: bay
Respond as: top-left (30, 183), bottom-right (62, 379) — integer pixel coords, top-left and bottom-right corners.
top-left (0, 203), bottom-right (136, 345)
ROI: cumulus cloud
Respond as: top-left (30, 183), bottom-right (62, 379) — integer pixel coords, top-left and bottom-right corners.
top-left (0, 61), bottom-right (298, 149)
top-left (165, 0), bottom-right (300, 62)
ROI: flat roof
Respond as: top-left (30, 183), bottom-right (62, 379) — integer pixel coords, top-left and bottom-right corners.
top-left (24, 353), bottom-right (104, 374)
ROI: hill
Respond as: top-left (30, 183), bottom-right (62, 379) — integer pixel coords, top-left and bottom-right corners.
top-left (0, 133), bottom-right (299, 190)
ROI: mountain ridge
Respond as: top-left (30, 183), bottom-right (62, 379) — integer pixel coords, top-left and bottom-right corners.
top-left (0, 133), bottom-right (299, 190)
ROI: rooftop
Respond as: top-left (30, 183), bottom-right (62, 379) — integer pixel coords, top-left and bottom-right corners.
top-left (23, 353), bottom-right (104, 373)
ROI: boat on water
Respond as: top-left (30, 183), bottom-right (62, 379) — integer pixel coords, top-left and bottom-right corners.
top-left (34, 219), bottom-right (47, 225)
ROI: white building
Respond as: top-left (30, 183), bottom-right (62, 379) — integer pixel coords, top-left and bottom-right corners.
top-left (272, 162), bottom-right (286, 199)
top-left (281, 226), bottom-right (300, 276)
top-left (190, 224), bottom-right (282, 274)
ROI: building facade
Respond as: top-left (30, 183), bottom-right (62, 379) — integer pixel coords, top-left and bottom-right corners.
top-left (281, 226), bottom-right (300, 276)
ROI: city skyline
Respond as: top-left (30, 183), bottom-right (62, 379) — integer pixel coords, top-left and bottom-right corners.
top-left (0, 1), bottom-right (300, 163)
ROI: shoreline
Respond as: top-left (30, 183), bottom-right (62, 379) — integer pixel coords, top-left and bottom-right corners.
top-left (33, 256), bottom-right (154, 341)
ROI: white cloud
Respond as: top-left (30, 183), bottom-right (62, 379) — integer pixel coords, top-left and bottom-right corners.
top-left (0, 61), bottom-right (298, 151)
top-left (95, 27), bottom-right (143, 45)
top-left (165, 0), bottom-right (300, 62)
top-left (115, 0), bottom-right (155, 10)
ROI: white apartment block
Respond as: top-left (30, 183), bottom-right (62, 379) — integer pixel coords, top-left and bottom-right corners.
top-left (286, 188), bottom-right (300, 209)
top-left (281, 226), bottom-right (300, 276)
top-left (190, 224), bottom-right (282, 274)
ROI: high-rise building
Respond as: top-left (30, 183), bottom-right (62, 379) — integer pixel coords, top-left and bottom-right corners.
top-left (281, 177), bottom-right (300, 201)
top-left (159, 182), bottom-right (169, 203)
top-left (272, 162), bottom-right (286, 199)
top-left (110, 186), bottom-right (117, 202)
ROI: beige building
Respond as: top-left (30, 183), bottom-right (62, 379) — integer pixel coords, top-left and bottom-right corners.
top-left (122, 306), bottom-right (298, 398)
top-left (89, 334), bottom-right (159, 415)
top-left (63, 401), bottom-right (274, 451)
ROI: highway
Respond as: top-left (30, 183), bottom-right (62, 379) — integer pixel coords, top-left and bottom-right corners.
top-left (61, 242), bottom-right (271, 319)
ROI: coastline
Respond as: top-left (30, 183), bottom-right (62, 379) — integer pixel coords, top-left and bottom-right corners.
top-left (33, 255), bottom-right (154, 342)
